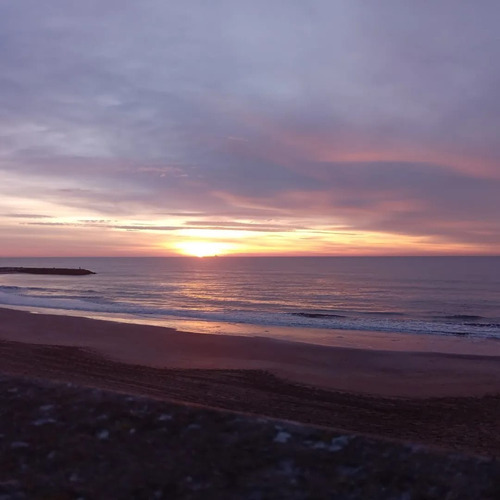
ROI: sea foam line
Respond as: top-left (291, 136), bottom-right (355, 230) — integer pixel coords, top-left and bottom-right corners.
top-left (0, 288), bottom-right (499, 340)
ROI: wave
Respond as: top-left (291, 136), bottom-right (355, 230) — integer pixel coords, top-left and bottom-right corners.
top-left (291, 312), bottom-right (346, 319)
top-left (0, 289), bottom-right (499, 340)
top-left (363, 311), bottom-right (406, 316)
top-left (0, 290), bottom-right (119, 313)
top-left (443, 314), bottom-right (485, 321)
top-left (464, 322), bottom-right (500, 329)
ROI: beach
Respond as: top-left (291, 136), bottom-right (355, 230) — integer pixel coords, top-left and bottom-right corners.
top-left (1, 307), bottom-right (500, 398)
top-left (1, 306), bottom-right (500, 456)
top-left (2, 306), bottom-right (500, 497)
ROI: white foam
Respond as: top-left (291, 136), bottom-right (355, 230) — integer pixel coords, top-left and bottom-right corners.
top-left (0, 288), bottom-right (499, 340)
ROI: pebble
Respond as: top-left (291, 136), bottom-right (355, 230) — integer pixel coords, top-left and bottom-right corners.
top-left (11, 441), bottom-right (30, 449)
top-left (310, 441), bottom-right (327, 450)
top-left (97, 429), bottom-right (110, 440)
top-left (274, 431), bottom-right (291, 444)
top-left (32, 418), bottom-right (57, 426)
top-left (279, 459), bottom-right (296, 476)
top-left (39, 404), bottom-right (55, 412)
top-left (328, 435), bottom-right (352, 452)
top-left (158, 413), bottom-right (173, 421)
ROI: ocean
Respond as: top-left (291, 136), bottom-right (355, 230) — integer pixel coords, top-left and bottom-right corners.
top-left (1, 256), bottom-right (499, 344)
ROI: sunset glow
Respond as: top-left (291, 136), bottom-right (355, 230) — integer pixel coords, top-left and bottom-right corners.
top-left (174, 241), bottom-right (234, 258)
top-left (1, 1), bottom-right (500, 257)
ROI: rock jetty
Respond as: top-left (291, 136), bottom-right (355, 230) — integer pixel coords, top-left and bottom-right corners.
top-left (0, 267), bottom-right (95, 276)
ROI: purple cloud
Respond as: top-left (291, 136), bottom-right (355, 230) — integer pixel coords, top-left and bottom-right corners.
top-left (1, 1), bottom-right (499, 254)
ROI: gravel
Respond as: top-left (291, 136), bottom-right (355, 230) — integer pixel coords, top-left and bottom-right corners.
top-left (1, 375), bottom-right (499, 499)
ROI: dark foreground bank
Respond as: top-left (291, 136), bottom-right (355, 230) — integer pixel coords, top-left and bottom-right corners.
top-left (1, 375), bottom-right (499, 500)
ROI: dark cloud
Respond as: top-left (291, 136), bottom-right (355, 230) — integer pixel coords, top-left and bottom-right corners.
top-left (24, 219), bottom-right (302, 234)
top-left (4, 213), bottom-right (51, 219)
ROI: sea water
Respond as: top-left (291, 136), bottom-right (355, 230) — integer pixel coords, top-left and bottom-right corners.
top-left (1, 256), bottom-right (499, 343)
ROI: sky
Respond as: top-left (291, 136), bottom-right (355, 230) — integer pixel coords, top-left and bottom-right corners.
top-left (1, 0), bottom-right (500, 257)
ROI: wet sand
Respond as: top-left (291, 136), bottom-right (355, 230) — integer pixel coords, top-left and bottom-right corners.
top-left (1, 307), bottom-right (499, 398)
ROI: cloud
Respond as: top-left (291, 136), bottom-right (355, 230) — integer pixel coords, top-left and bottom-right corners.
top-left (1, 1), bottom-right (499, 254)
top-left (3, 213), bottom-right (51, 219)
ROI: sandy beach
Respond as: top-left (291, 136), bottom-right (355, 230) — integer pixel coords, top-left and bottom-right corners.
top-left (1, 306), bottom-right (500, 458)
top-left (1, 307), bottom-right (500, 398)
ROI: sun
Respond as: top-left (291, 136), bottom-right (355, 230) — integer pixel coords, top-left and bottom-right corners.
top-left (175, 240), bottom-right (232, 257)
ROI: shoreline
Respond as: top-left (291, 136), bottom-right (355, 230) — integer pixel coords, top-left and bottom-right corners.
top-left (3, 303), bottom-right (500, 356)
top-left (1, 306), bottom-right (500, 398)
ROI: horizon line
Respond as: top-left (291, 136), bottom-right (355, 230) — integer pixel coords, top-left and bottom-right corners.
top-left (1, 254), bottom-right (500, 259)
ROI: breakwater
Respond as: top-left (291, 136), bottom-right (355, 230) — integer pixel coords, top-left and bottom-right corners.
top-left (0, 267), bottom-right (95, 276)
